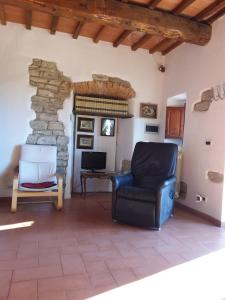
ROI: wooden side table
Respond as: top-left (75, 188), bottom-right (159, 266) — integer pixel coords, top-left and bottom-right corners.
top-left (80, 171), bottom-right (114, 199)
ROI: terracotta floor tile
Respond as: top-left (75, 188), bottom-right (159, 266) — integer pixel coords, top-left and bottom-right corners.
top-left (0, 279), bottom-right (10, 298)
top-left (67, 288), bottom-right (96, 300)
top-left (38, 290), bottom-right (67, 300)
top-left (38, 253), bottom-right (61, 266)
top-left (0, 250), bottom-right (17, 261)
top-left (89, 272), bottom-right (116, 288)
top-left (13, 265), bottom-right (62, 281)
top-left (111, 268), bottom-right (137, 285)
top-left (61, 254), bottom-right (86, 275)
top-left (84, 260), bottom-right (109, 276)
top-left (0, 257), bottom-right (38, 271)
top-left (8, 280), bottom-right (37, 300)
top-left (38, 274), bottom-right (91, 293)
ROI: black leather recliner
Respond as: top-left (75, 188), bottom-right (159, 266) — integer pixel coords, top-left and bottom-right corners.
top-left (111, 142), bottom-right (178, 230)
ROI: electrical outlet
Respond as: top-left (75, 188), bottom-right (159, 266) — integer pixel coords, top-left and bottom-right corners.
top-left (196, 194), bottom-right (207, 203)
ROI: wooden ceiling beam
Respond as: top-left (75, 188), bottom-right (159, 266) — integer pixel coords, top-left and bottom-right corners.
top-left (195, 1), bottom-right (225, 21)
top-left (0, 0), bottom-right (211, 46)
top-left (147, 0), bottom-right (162, 9)
top-left (113, 29), bottom-right (131, 47)
top-left (72, 21), bottom-right (84, 39)
top-left (172, 0), bottom-right (196, 14)
top-left (0, 3), bottom-right (6, 25)
top-left (93, 25), bottom-right (105, 43)
top-left (149, 38), bottom-right (171, 54)
top-left (25, 9), bottom-right (32, 30)
top-left (50, 15), bottom-right (59, 34)
top-left (131, 34), bottom-right (152, 51)
top-left (206, 6), bottom-right (225, 24)
top-left (162, 40), bottom-right (183, 55)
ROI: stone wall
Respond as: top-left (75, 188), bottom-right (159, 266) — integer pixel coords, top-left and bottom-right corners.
top-left (27, 59), bottom-right (71, 182)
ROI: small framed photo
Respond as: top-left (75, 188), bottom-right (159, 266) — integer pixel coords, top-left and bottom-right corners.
top-left (101, 118), bottom-right (115, 137)
top-left (77, 117), bottom-right (95, 132)
top-left (77, 135), bottom-right (94, 149)
top-left (140, 103), bottom-right (158, 119)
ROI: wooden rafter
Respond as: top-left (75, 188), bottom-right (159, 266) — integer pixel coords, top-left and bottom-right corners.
top-left (195, 1), bottom-right (225, 21)
top-left (206, 6), bottom-right (225, 24)
top-left (72, 21), bottom-right (84, 39)
top-left (162, 40), bottom-right (183, 55)
top-left (172, 0), bottom-right (196, 14)
top-left (149, 38), bottom-right (170, 54)
top-left (113, 29), bottom-right (131, 47)
top-left (132, 34), bottom-right (152, 51)
top-left (147, 0), bottom-right (162, 9)
top-left (50, 15), bottom-right (59, 34)
top-left (0, 3), bottom-right (6, 25)
top-left (0, 0), bottom-right (211, 46)
top-left (93, 25), bottom-right (105, 43)
top-left (25, 10), bottom-right (32, 30)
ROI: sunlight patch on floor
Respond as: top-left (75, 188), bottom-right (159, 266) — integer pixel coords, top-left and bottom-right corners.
top-left (89, 248), bottom-right (225, 300)
top-left (0, 221), bottom-right (34, 231)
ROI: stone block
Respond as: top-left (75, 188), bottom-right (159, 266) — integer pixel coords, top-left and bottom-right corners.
top-left (30, 120), bottom-right (48, 130)
top-left (207, 171), bottom-right (224, 183)
top-left (34, 130), bottom-right (52, 136)
top-left (48, 121), bottom-right (64, 130)
top-left (29, 69), bottom-right (41, 77)
top-left (41, 60), bottom-right (57, 70)
top-left (53, 130), bottom-right (64, 136)
top-left (57, 144), bottom-right (68, 152)
top-left (30, 76), bottom-right (48, 84)
top-left (31, 95), bottom-right (49, 103)
top-left (57, 166), bottom-right (67, 175)
top-left (32, 59), bottom-right (42, 66)
top-left (39, 113), bottom-right (58, 122)
top-left (45, 85), bottom-right (58, 93)
top-left (43, 71), bottom-right (59, 80)
top-left (202, 89), bottom-right (214, 102)
top-left (26, 134), bottom-right (39, 144)
top-left (57, 136), bottom-right (69, 145)
top-left (31, 103), bottom-right (43, 113)
top-left (57, 159), bottom-right (68, 167)
top-left (42, 104), bottom-right (58, 114)
top-left (48, 80), bottom-right (61, 86)
top-left (194, 100), bottom-right (210, 112)
top-left (57, 152), bottom-right (69, 160)
top-left (37, 136), bottom-right (56, 145)
top-left (38, 89), bottom-right (55, 98)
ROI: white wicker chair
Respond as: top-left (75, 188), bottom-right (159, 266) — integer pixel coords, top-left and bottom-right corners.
top-left (11, 144), bottom-right (63, 213)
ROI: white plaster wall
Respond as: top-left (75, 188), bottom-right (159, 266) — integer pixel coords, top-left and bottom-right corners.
top-left (0, 23), bottom-right (165, 199)
top-left (163, 16), bottom-right (225, 222)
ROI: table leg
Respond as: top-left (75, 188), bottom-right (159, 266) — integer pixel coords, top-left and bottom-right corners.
top-left (83, 177), bottom-right (87, 199)
top-left (80, 174), bottom-right (83, 196)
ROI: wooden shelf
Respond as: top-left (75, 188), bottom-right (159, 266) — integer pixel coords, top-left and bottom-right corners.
top-left (74, 110), bottom-right (133, 119)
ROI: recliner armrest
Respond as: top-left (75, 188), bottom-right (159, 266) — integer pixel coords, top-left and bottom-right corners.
top-left (111, 173), bottom-right (134, 191)
top-left (158, 176), bottom-right (176, 191)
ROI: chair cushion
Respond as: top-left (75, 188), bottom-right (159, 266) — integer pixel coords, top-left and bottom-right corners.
top-left (19, 160), bottom-right (56, 184)
top-left (117, 186), bottom-right (156, 203)
top-left (19, 182), bottom-right (58, 191)
top-left (21, 182), bottom-right (56, 189)
top-left (21, 144), bottom-right (57, 163)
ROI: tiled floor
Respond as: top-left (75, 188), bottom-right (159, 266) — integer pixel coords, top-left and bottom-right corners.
top-left (0, 193), bottom-right (225, 300)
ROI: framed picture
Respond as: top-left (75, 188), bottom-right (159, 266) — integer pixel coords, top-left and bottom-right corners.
top-left (77, 135), bottom-right (94, 149)
top-left (77, 117), bottom-right (95, 132)
top-left (101, 118), bottom-right (115, 137)
top-left (140, 103), bottom-right (158, 119)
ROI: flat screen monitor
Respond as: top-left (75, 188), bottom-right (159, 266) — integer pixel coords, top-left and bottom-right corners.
top-left (81, 151), bottom-right (106, 172)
